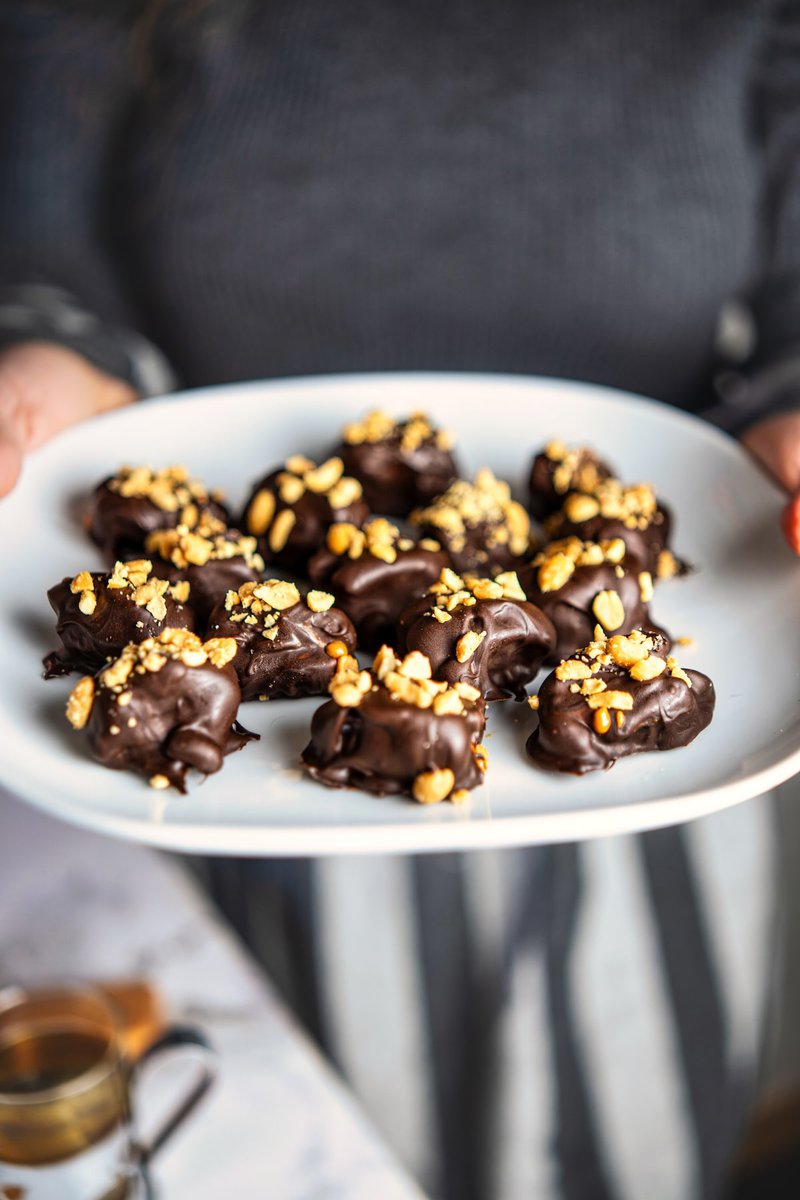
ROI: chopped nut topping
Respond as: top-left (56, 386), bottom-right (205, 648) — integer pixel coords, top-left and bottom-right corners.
top-left (543, 443), bottom-right (608, 497)
top-left (398, 650), bottom-right (433, 680)
top-left (307, 590), bottom-right (335, 613)
top-left (286, 454), bottom-right (314, 475)
top-left (657, 549), bottom-right (680, 580)
top-left (326, 516), bottom-right (434, 563)
top-left (304, 457), bottom-right (344, 493)
top-left (342, 409), bottom-right (453, 454)
top-left (258, 580), bottom-right (301, 610)
top-left (78, 590), bottom-right (97, 616)
top-left (455, 630), bottom-right (487, 663)
top-left (412, 768), bottom-right (456, 805)
top-left (149, 774), bottom-right (171, 790)
top-left (629, 655), bottom-right (667, 681)
top-left (326, 639), bottom-right (349, 658)
top-left (550, 627), bottom-right (690, 723)
top-left (666, 657), bottom-right (693, 687)
top-left (451, 788), bottom-right (471, 805)
top-left (592, 589), bottom-right (625, 631)
top-left (608, 634), bottom-right (649, 667)
top-left (98, 629), bottom-right (238, 691)
top-left (411, 470), bottom-right (530, 557)
top-left (594, 708), bottom-right (612, 735)
top-left (564, 494), bottom-right (600, 523)
top-left (247, 489), bottom-right (276, 537)
top-left (328, 477), bottom-right (363, 509)
top-left (538, 550), bottom-right (575, 592)
top-left (268, 508), bottom-right (297, 553)
top-left (109, 465), bottom-right (219, 515)
top-left (532, 536), bottom-right (630, 593)
top-left (277, 473), bottom-right (306, 505)
top-left (66, 676), bottom-right (95, 729)
top-left (70, 570), bottom-right (95, 595)
top-left (638, 571), bottom-right (654, 603)
top-left (169, 580), bottom-right (191, 604)
top-left (556, 659), bottom-right (593, 681)
top-left (204, 637), bottom-right (238, 668)
top-left (147, 517), bottom-right (263, 573)
top-left (527, 694), bottom-right (540, 710)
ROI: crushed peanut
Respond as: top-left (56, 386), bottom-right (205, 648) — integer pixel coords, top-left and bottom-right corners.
top-left (592, 589), bottom-right (625, 631)
top-left (66, 676), bottom-right (95, 729)
top-left (543, 442), bottom-right (608, 497)
top-left (342, 409), bottom-right (454, 454)
top-left (531, 537), bottom-right (630, 594)
top-left (108, 465), bottom-right (220, 516)
top-left (412, 768), bottom-right (456, 805)
top-left (455, 630), bottom-right (487, 663)
top-left (146, 515), bottom-right (263, 573)
top-left (411, 470), bottom-right (530, 557)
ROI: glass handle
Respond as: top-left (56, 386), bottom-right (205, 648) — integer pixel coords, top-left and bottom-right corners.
top-left (130, 1025), bottom-right (217, 1165)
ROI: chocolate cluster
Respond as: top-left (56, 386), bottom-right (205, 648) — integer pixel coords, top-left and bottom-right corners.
top-left (528, 441), bottom-right (613, 519)
top-left (207, 580), bottom-right (356, 702)
top-left (44, 560), bottom-right (194, 678)
top-left (145, 514), bottom-right (264, 623)
top-left (335, 410), bottom-right (458, 515)
top-left (527, 628), bottom-right (714, 774)
top-left (87, 465), bottom-right (228, 561)
top-left (241, 455), bottom-right (369, 574)
top-left (308, 517), bottom-right (448, 649)
top-left (302, 647), bottom-right (488, 803)
top-left (518, 536), bottom-right (666, 663)
top-left (543, 480), bottom-right (673, 575)
top-left (398, 568), bottom-right (556, 701)
top-left (411, 469), bottom-right (530, 575)
top-left (65, 629), bottom-right (256, 792)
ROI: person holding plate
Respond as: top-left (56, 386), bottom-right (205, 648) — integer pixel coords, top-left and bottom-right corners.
top-left (0, 3), bottom-right (795, 1198)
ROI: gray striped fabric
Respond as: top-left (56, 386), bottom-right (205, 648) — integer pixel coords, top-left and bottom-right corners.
top-left (200, 795), bottom-right (777, 1200)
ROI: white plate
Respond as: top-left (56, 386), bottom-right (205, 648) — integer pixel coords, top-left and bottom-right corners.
top-left (1, 372), bottom-right (798, 855)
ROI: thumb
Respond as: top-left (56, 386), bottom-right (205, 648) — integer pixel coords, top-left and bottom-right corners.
top-left (0, 412), bottom-right (24, 499)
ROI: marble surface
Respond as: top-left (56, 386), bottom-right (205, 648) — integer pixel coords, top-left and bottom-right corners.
top-left (0, 787), bottom-right (428, 1200)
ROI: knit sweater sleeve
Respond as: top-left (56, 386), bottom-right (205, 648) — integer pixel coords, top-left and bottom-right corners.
top-left (0, 4), bottom-right (174, 394)
top-left (0, 3), bottom-right (137, 320)
top-left (744, 1), bottom-right (800, 407)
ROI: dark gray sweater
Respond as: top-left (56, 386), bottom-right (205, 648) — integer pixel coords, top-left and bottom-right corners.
top-left (0, 0), bottom-right (798, 418)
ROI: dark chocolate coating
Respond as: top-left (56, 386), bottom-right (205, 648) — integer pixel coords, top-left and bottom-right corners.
top-left (43, 574), bottom-right (195, 679)
top-left (241, 469), bottom-right (370, 573)
top-left (150, 554), bottom-right (261, 628)
top-left (208, 600), bottom-right (357, 701)
top-left (397, 595), bottom-right (556, 701)
top-left (302, 686), bottom-right (486, 798)
top-left (85, 658), bottom-right (256, 792)
top-left (307, 543), bottom-right (449, 650)
top-left (528, 449), bottom-right (613, 520)
top-left (527, 661), bottom-right (715, 774)
top-left (87, 479), bottom-right (228, 562)
top-left (518, 558), bottom-right (666, 663)
top-left (544, 505), bottom-right (673, 574)
top-left (337, 437), bottom-right (458, 516)
top-left (413, 518), bottom-right (526, 576)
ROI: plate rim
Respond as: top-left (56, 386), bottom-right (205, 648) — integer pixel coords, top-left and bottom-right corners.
top-left (2, 369), bottom-right (796, 855)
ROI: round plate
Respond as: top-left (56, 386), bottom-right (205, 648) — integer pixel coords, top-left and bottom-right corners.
top-left (1, 373), bottom-right (797, 855)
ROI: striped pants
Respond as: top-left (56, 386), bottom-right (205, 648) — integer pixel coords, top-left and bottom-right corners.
top-left (202, 796), bottom-right (777, 1200)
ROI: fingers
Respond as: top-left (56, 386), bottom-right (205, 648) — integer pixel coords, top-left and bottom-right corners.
top-left (0, 343), bottom-right (137, 500)
top-left (781, 495), bottom-right (800, 556)
top-left (0, 417), bottom-right (23, 499)
top-left (740, 412), bottom-right (800, 494)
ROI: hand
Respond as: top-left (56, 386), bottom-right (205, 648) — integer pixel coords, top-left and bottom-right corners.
top-left (0, 341), bottom-right (137, 499)
top-left (740, 411), bottom-right (800, 554)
